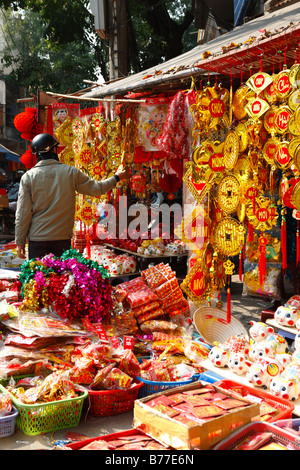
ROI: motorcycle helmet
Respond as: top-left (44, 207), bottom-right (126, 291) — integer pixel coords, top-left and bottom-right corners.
top-left (31, 133), bottom-right (59, 155)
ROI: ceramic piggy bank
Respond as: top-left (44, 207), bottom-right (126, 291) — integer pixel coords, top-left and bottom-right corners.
top-left (269, 363), bottom-right (300, 401)
top-left (292, 330), bottom-right (300, 363)
top-left (222, 334), bottom-right (250, 356)
top-left (249, 321), bottom-right (274, 342)
top-left (246, 357), bottom-right (283, 389)
top-left (228, 353), bottom-right (252, 375)
top-left (286, 295), bottom-right (300, 310)
top-left (274, 305), bottom-right (300, 328)
top-left (122, 256), bottom-right (137, 274)
top-left (109, 260), bottom-right (123, 276)
top-left (249, 333), bottom-right (289, 360)
top-left (208, 346), bottom-right (230, 368)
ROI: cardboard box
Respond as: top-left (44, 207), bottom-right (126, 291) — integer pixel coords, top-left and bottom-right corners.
top-left (0, 194), bottom-right (9, 208)
top-left (133, 381), bottom-right (260, 450)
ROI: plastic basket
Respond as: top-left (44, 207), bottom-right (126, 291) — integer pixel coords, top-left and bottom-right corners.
top-left (136, 374), bottom-right (200, 398)
top-left (0, 383), bottom-right (88, 436)
top-left (87, 381), bottom-right (143, 417)
top-left (214, 379), bottom-right (294, 423)
top-left (274, 418), bottom-right (300, 437)
top-left (193, 306), bottom-right (248, 346)
top-left (213, 421), bottom-right (300, 450)
top-left (0, 406), bottom-right (18, 438)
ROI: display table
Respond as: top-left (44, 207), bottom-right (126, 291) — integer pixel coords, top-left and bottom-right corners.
top-left (266, 318), bottom-right (297, 341)
top-left (0, 268), bottom-right (20, 279)
top-left (200, 358), bottom-right (300, 417)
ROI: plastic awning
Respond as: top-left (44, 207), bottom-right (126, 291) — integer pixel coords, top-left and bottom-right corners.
top-left (0, 144), bottom-right (20, 163)
top-left (82, 3), bottom-right (300, 99)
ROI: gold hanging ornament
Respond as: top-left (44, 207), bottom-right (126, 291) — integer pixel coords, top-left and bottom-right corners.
top-left (223, 130), bottom-right (239, 170)
top-left (216, 175), bottom-right (240, 214)
top-left (246, 195), bottom-right (279, 231)
top-left (213, 217), bottom-right (246, 257)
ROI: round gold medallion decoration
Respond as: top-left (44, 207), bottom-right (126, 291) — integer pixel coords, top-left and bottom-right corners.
top-left (216, 175), bottom-right (240, 214)
top-left (213, 217), bottom-right (245, 257)
top-left (224, 131), bottom-right (239, 170)
top-left (292, 181), bottom-right (300, 210)
top-left (294, 145), bottom-right (300, 172)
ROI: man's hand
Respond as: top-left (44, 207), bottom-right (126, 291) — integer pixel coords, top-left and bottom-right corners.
top-left (116, 169), bottom-right (127, 181)
top-left (17, 245), bottom-right (26, 259)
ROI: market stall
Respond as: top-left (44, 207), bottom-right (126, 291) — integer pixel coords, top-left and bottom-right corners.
top-left (2, 2), bottom-right (300, 451)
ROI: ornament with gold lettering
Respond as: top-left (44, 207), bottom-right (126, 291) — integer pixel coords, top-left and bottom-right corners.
top-left (274, 70), bottom-right (292, 100)
top-left (246, 72), bottom-right (273, 95)
top-left (181, 259), bottom-right (211, 305)
top-left (262, 137), bottom-right (280, 167)
top-left (274, 141), bottom-right (291, 170)
top-left (273, 106), bottom-right (292, 135)
top-left (175, 204), bottom-right (211, 253)
top-left (245, 97), bottom-right (270, 121)
top-left (246, 195), bottom-right (278, 231)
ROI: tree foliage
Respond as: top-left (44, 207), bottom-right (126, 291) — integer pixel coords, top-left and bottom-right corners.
top-left (0, 0), bottom-right (198, 92)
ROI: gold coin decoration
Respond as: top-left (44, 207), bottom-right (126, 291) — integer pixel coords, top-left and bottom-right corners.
top-left (216, 175), bottom-right (240, 214)
top-left (292, 181), bottom-right (300, 210)
top-left (213, 217), bottom-right (245, 257)
top-left (224, 131), bottom-right (239, 170)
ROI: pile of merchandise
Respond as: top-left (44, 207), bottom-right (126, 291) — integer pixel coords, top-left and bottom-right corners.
top-left (0, 254), bottom-right (209, 416)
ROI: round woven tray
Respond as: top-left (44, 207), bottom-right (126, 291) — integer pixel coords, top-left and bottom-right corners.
top-left (193, 306), bottom-right (249, 346)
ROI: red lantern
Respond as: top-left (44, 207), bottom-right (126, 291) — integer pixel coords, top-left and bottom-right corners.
top-left (159, 173), bottom-right (181, 200)
top-left (130, 173), bottom-right (147, 197)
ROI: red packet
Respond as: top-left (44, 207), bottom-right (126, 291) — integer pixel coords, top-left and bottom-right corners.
top-left (168, 393), bottom-right (185, 404)
top-left (150, 404), bottom-right (179, 417)
top-left (214, 398), bottom-right (248, 410)
top-left (147, 395), bottom-right (175, 407)
top-left (80, 440), bottom-right (116, 450)
top-left (183, 394), bottom-right (210, 407)
top-left (123, 336), bottom-right (134, 350)
top-left (192, 404), bottom-right (227, 418)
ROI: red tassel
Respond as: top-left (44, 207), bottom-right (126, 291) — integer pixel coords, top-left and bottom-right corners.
top-left (248, 222), bottom-right (254, 242)
top-left (281, 213), bottom-right (287, 274)
top-left (259, 234), bottom-right (267, 287)
top-left (297, 221), bottom-right (300, 266)
top-left (227, 284), bottom-right (231, 323)
top-left (239, 250), bottom-right (243, 281)
top-left (85, 234), bottom-right (91, 259)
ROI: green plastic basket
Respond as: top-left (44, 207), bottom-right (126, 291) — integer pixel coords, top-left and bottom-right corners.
top-left (0, 383), bottom-right (88, 436)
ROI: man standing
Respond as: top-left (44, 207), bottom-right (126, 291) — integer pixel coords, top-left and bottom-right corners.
top-left (15, 133), bottom-right (126, 260)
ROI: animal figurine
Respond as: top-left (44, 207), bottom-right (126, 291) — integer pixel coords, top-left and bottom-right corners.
top-left (228, 353), bottom-right (252, 375)
top-left (249, 321), bottom-right (289, 357)
top-left (274, 305), bottom-right (300, 328)
top-left (208, 345), bottom-right (230, 368)
top-left (249, 321), bottom-right (274, 342)
top-left (222, 334), bottom-right (250, 356)
top-left (269, 363), bottom-right (300, 401)
top-left (246, 357), bottom-right (284, 389)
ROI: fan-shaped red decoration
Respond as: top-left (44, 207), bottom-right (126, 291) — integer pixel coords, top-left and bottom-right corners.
top-left (20, 148), bottom-right (37, 169)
